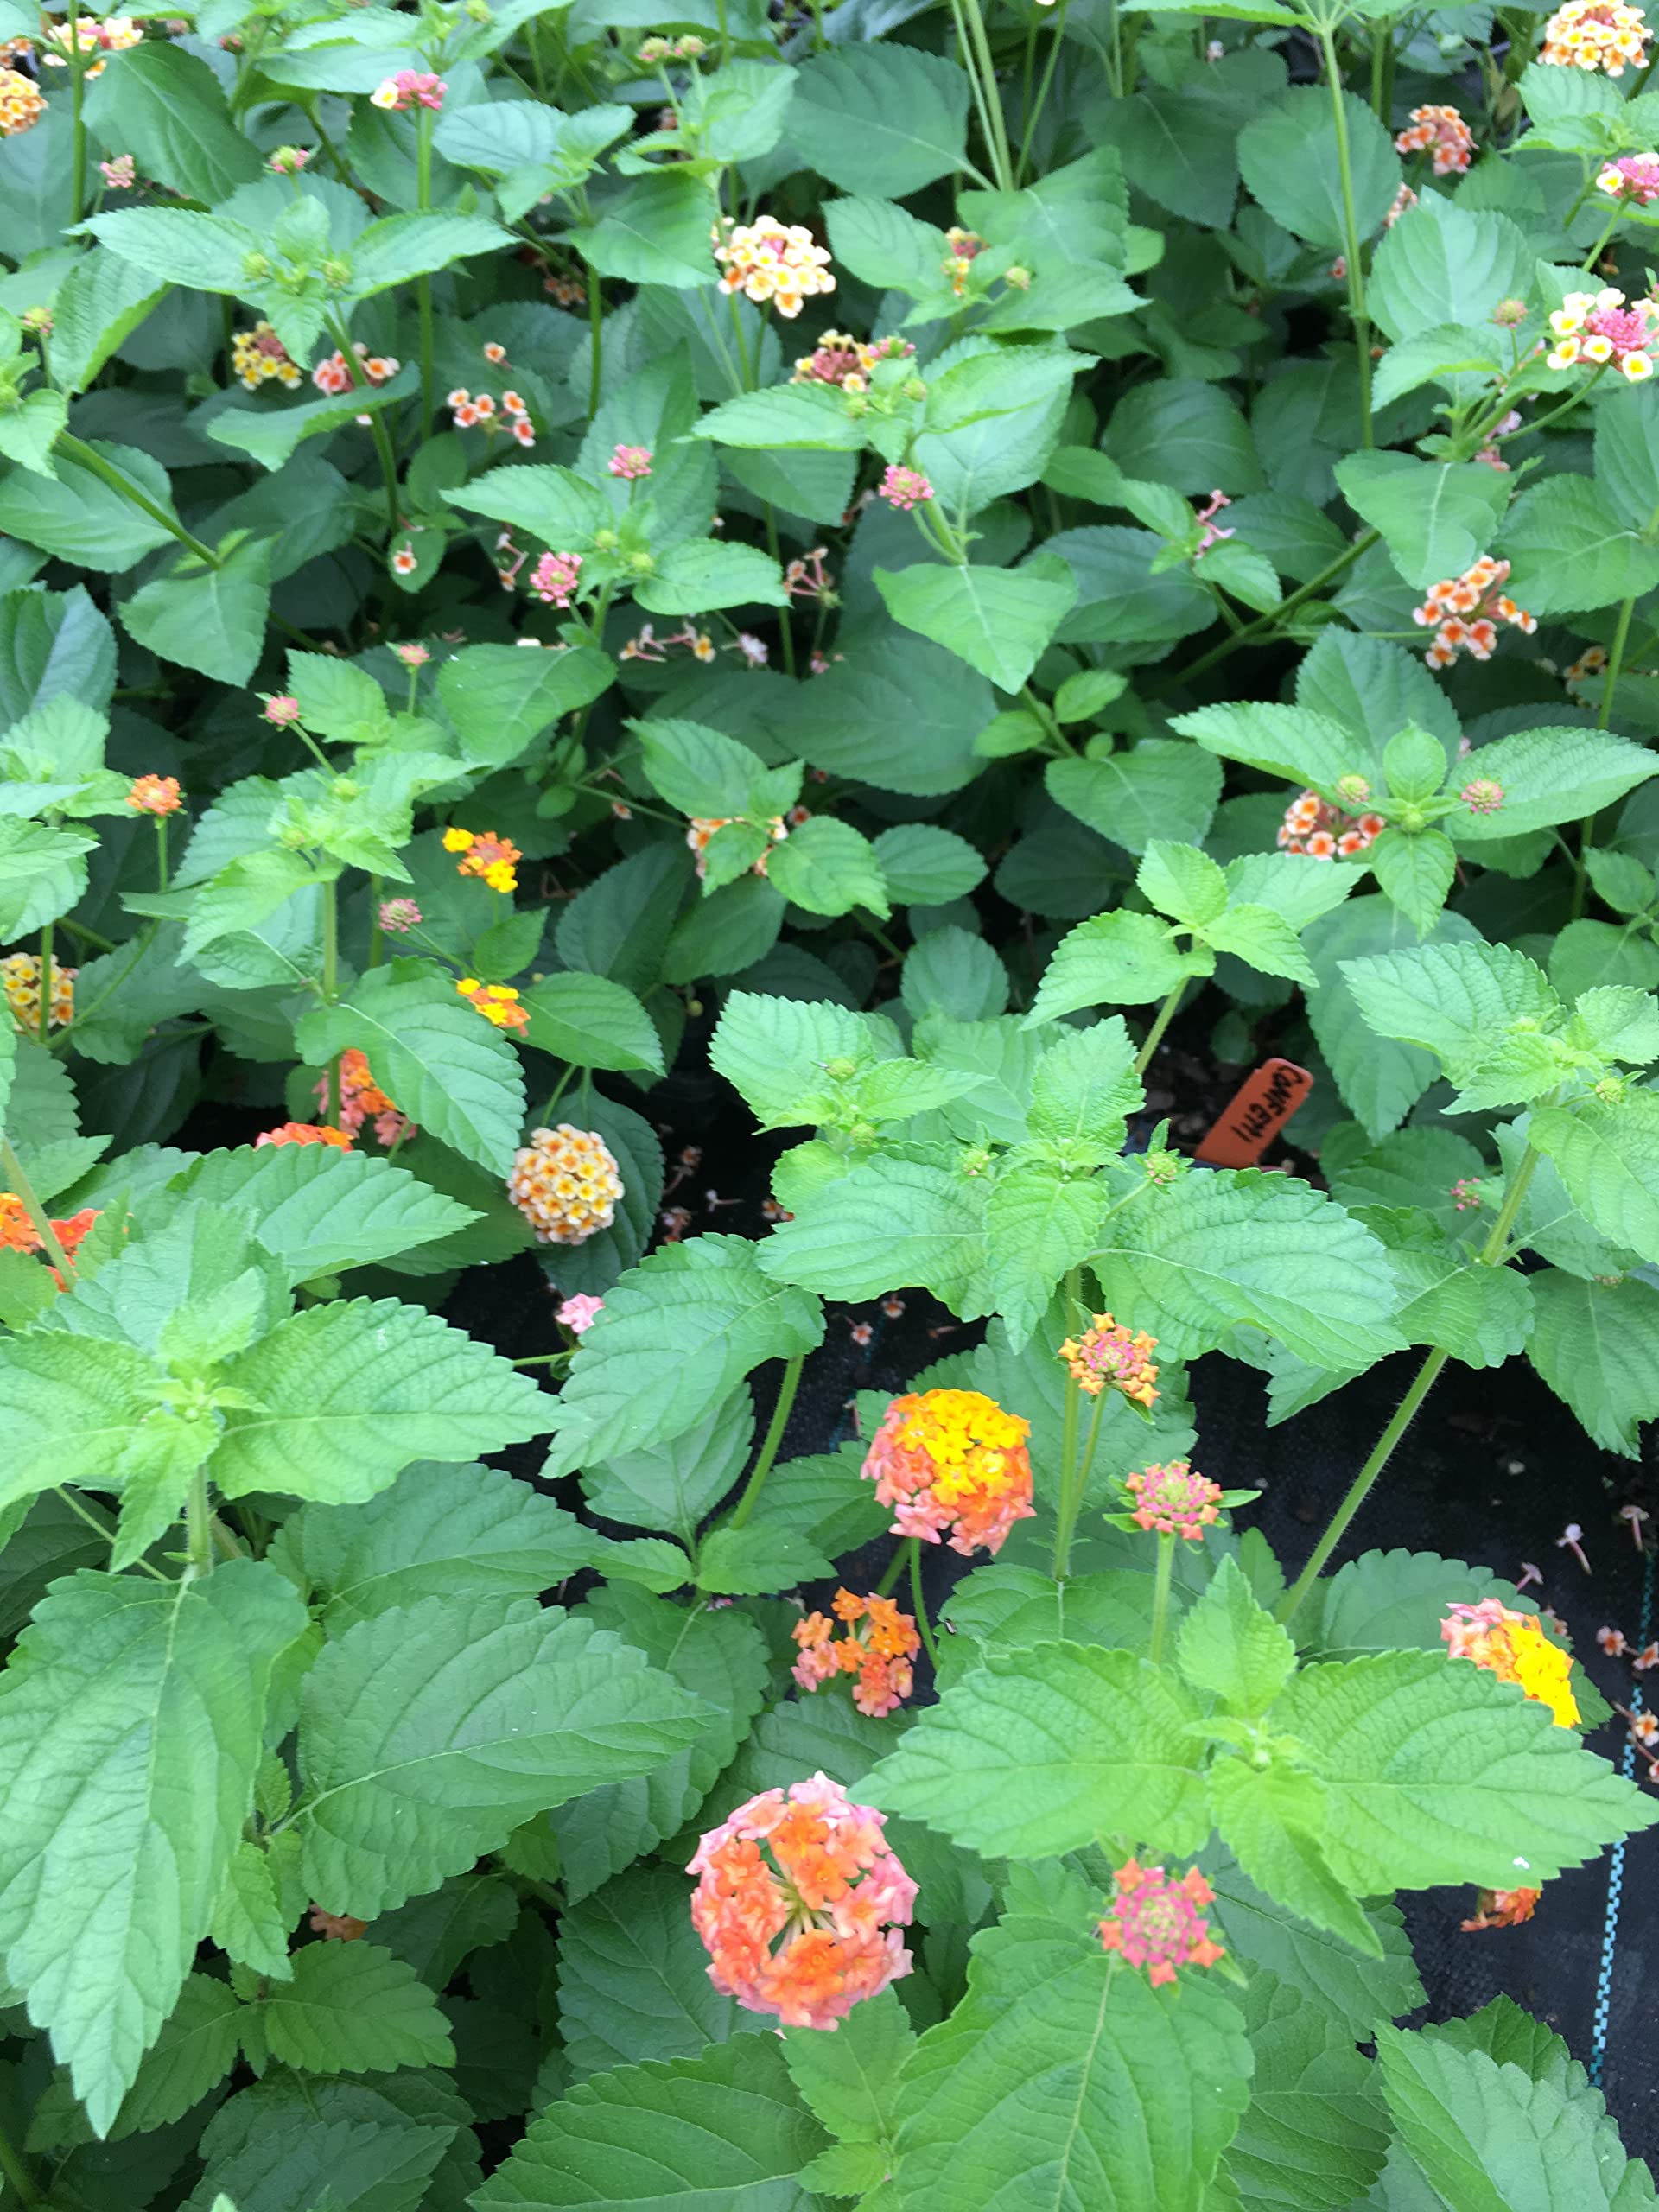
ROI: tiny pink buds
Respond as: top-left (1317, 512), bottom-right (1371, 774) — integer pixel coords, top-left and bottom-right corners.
top-left (556, 1292), bottom-right (604, 1334)
top-left (880, 464), bottom-right (934, 511)
top-left (393, 640), bottom-right (430, 668)
top-left (99, 152), bottom-right (136, 189)
top-left (370, 69), bottom-right (447, 111)
top-left (1460, 777), bottom-right (1505, 814)
top-left (607, 443), bottom-right (653, 479)
top-left (268, 144), bottom-right (310, 175)
top-left (529, 550), bottom-right (582, 607)
top-left (261, 694), bottom-right (302, 727)
top-left (378, 897), bottom-right (422, 934)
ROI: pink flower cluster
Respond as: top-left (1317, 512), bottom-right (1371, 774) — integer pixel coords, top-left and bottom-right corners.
top-left (1097, 1859), bottom-right (1225, 1986)
top-left (313, 344), bottom-right (399, 397)
top-left (1124, 1460), bottom-right (1224, 1541)
top-left (607, 443), bottom-right (652, 480)
top-left (370, 70), bottom-right (445, 111)
top-left (556, 1292), bottom-right (604, 1334)
top-left (1394, 104), bottom-right (1474, 175)
top-left (861, 1389), bottom-right (1034, 1558)
top-left (529, 550), bottom-right (582, 607)
top-left (880, 465), bottom-right (933, 511)
top-left (687, 1775), bottom-right (916, 2029)
top-left (1598, 151), bottom-right (1659, 203)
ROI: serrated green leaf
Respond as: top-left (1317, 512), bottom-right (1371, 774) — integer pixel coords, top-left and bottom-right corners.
top-left (556, 1864), bottom-right (741, 2079)
top-left (1207, 1758), bottom-right (1384, 1960)
top-left (1178, 1554), bottom-right (1296, 1714)
top-left (1046, 741), bottom-right (1223, 856)
top-left (254, 1941), bottom-right (454, 2075)
top-left (768, 813), bottom-right (889, 918)
top-left (168, 1144), bottom-right (479, 1283)
top-left (1529, 1091), bottom-right (1659, 1261)
top-left (1220, 1975), bottom-right (1390, 2212)
top-left (756, 1157), bottom-right (988, 1311)
top-left (1026, 909), bottom-right (1195, 1021)
top-left (1527, 1269), bottom-right (1659, 1456)
top-left (985, 1166), bottom-right (1104, 1348)
top-left (875, 562), bottom-right (1076, 693)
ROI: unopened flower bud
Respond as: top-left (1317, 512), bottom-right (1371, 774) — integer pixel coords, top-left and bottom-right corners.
top-left (593, 527), bottom-right (619, 551)
top-left (1334, 772), bottom-right (1371, 808)
top-left (1492, 297), bottom-right (1528, 327)
top-left (902, 376), bottom-right (927, 400)
top-left (242, 251), bottom-right (272, 279)
top-left (1460, 776), bottom-right (1504, 814)
top-left (849, 1121), bottom-right (878, 1148)
top-left (627, 550), bottom-right (654, 574)
top-left (321, 256), bottom-right (352, 288)
top-left (1003, 264), bottom-right (1032, 289)
top-left (824, 1057), bottom-right (859, 1081)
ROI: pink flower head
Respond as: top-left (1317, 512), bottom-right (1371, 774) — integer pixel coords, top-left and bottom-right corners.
top-left (1124, 1459), bottom-right (1224, 1541)
top-left (1278, 787), bottom-right (1385, 859)
top-left (879, 464), bottom-right (933, 511)
top-left (608, 443), bottom-right (653, 480)
top-left (268, 144), bottom-right (310, 175)
top-left (378, 897), bottom-right (421, 934)
top-left (1193, 489), bottom-right (1234, 556)
top-left (99, 153), bottom-right (136, 189)
top-left (1451, 1177), bottom-right (1484, 1211)
top-left (370, 69), bottom-right (446, 111)
top-left (261, 694), bottom-right (302, 727)
top-left (687, 1774), bottom-right (916, 2029)
top-left (529, 550), bottom-right (582, 607)
top-left (1460, 776), bottom-right (1504, 814)
top-left (1097, 1859), bottom-right (1225, 1986)
top-left (861, 1389), bottom-right (1034, 1557)
top-left (1059, 1314), bottom-right (1159, 1405)
top-left (1599, 151), bottom-right (1659, 204)
top-left (1548, 285), bottom-right (1659, 381)
top-left (556, 1292), bottom-right (604, 1334)
top-left (394, 640), bottom-right (430, 668)
top-left (126, 773), bottom-right (181, 816)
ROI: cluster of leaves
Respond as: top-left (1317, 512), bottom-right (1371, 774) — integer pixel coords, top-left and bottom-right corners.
top-left (3, 0), bottom-right (1659, 2201)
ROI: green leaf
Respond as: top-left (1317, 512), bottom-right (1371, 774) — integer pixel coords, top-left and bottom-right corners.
top-left (1206, 1859), bottom-right (1422, 2035)
top-left (767, 814), bottom-right (890, 918)
top-left (889, 1862), bottom-right (1252, 2212)
top-left (787, 45), bottom-right (969, 196)
top-left (209, 1838), bottom-right (295, 1982)
top-left (632, 537), bottom-right (787, 616)
top-left (1372, 321), bottom-right (1507, 412)
top-left (211, 1295), bottom-right (553, 1503)
top-left (120, 536), bottom-right (273, 687)
top-left (0, 1330), bottom-right (163, 1512)
top-left (1028, 1017), bottom-right (1143, 1163)
top-left (692, 380), bottom-right (869, 453)
top-left (170, 1143), bottom-right (478, 1282)
top-left (190, 2069), bottom-right (467, 2212)
top-left (0, 389), bottom-right (67, 480)
top-left (1369, 828), bottom-right (1457, 938)
top-left (757, 1157), bottom-right (988, 1310)
top-left (547, 1233), bottom-right (823, 1467)
top-left (523, 972), bottom-right (664, 1074)
top-left (1236, 87), bottom-right (1401, 251)
top-left (1173, 700), bottom-right (1365, 789)
top-left (1530, 1090), bottom-right (1659, 1262)
top-left (253, 1941), bottom-right (454, 2075)
top-left (48, 251), bottom-right (165, 397)
top-left (84, 42), bottom-right (264, 202)
top-left (582, 1389), bottom-right (753, 1541)
top-left (1201, 901), bottom-right (1319, 986)
top-left (473, 2034), bottom-right (830, 2210)
top-left (985, 1166), bottom-right (1105, 1348)
top-left (1309, 1548), bottom-right (1534, 1662)
top-left (901, 925), bottom-right (1009, 1020)
top-left (0, 1562), bottom-right (304, 2135)
top-left (866, 1641), bottom-right (1209, 1859)
top-left (874, 562), bottom-right (1077, 692)
top-left (209, 365), bottom-right (418, 472)
top-left (1527, 1265), bottom-right (1659, 1455)
top-left (1178, 1554), bottom-right (1296, 1714)
top-left (296, 959), bottom-right (526, 1176)
top-left (1335, 452), bottom-right (1510, 592)
top-left (556, 1864), bottom-right (741, 2078)
top-left (345, 211), bottom-right (513, 299)
top-left (0, 438), bottom-right (180, 569)
top-left (1368, 195), bottom-right (1533, 342)
top-left (436, 642), bottom-right (613, 768)
top-left (778, 624), bottom-right (992, 796)
top-left (637, 716), bottom-right (795, 818)
top-left (708, 989), bottom-right (874, 1129)
top-left (274, 1459), bottom-right (597, 1630)
top-left (1275, 1649), bottom-right (1657, 1893)
top-left (1452, 726), bottom-right (1657, 841)
top-left (1139, 840), bottom-right (1228, 927)
top-left (1208, 1758), bottom-right (1385, 1960)
top-left (0, 817), bottom-right (93, 935)
top-left (1220, 1976), bottom-right (1391, 2212)
top-left (784, 1984), bottom-right (914, 2144)
top-left (1093, 1167), bottom-right (1402, 1369)
top-left (1026, 909), bottom-right (1195, 1020)
top-left (872, 823), bottom-right (988, 906)
top-left (1338, 940), bottom-right (1557, 1078)
top-left (579, 170), bottom-right (721, 289)
top-left (1376, 2025), bottom-right (1650, 2212)
top-left (296, 1598), bottom-right (710, 1919)
top-left (1502, 475), bottom-right (1659, 616)
top-left (1306, 897), bottom-right (1484, 1140)
top-left (1047, 742), bottom-right (1224, 856)
top-left (695, 1522), bottom-right (835, 1593)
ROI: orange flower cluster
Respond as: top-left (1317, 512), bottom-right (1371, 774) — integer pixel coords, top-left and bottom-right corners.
top-left (0, 1195), bottom-right (97, 1264)
top-left (126, 773), bottom-right (181, 816)
top-left (508, 1122), bottom-right (624, 1246)
top-left (792, 1591), bottom-right (921, 1717)
top-left (1394, 104), bottom-right (1474, 175)
top-left (443, 825), bottom-right (521, 894)
top-left (687, 1773), bottom-right (916, 2029)
top-left (1413, 556), bottom-right (1536, 667)
top-left (861, 1389), bottom-right (1033, 1556)
top-left (1125, 1460), bottom-right (1224, 1541)
top-left (1058, 1313), bottom-right (1160, 1406)
top-left (314, 1048), bottom-right (411, 1147)
top-left (1541, 0), bottom-right (1648, 73)
top-left (3, 950), bottom-right (74, 1030)
top-left (1277, 787), bottom-right (1386, 860)
top-left (456, 977), bottom-right (529, 1030)
top-left (1097, 1859), bottom-right (1224, 1986)
top-left (1441, 1597), bottom-right (1580, 1726)
top-left (1462, 1885), bottom-right (1541, 1930)
top-left (256, 1122), bottom-right (352, 1150)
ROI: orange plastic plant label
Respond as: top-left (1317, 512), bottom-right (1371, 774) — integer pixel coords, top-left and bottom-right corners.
top-left (1193, 1058), bottom-right (1313, 1168)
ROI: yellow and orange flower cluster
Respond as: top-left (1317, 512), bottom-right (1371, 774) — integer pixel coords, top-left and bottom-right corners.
top-left (0, 68), bottom-right (44, 136)
top-left (713, 214), bottom-right (834, 319)
top-left (126, 773), bottom-right (181, 816)
top-left (255, 1122), bottom-right (352, 1150)
top-left (443, 825), bottom-right (521, 894)
top-left (1441, 1597), bottom-right (1580, 1726)
top-left (791, 1591), bottom-right (921, 1717)
top-left (1058, 1313), bottom-right (1160, 1407)
top-left (861, 1388), bottom-right (1034, 1557)
top-left (1541, 0), bottom-right (1649, 73)
top-left (1277, 786), bottom-right (1386, 861)
top-left (1097, 1859), bottom-right (1225, 1986)
top-left (687, 1773), bottom-right (917, 2028)
top-left (3, 950), bottom-right (74, 1030)
top-left (456, 977), bottom-right (529, 1031)
top-left (1393, 104), bottom-right (1474, 175)
top-left (315, 1048), bottom-right (411, 1147)
top-left (231, 321), bottom-right (302, 392)
top-left (508, 1122), bottom-right (624, 1246)
top-left (791, 330), bottom-right (913, 394)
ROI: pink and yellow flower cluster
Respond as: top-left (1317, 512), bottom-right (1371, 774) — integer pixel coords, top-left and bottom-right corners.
top-left (1394, 105), bottom-right (1474, 175)
top-left (1097, 1859), bottom-right (1225, 1986)
top-left (714, 215), bottom-right (835, 319)
top-left (1442, 1597), bottom-right (1580, 1726)
top-left (861, 1389), bottom-right (1034, 1556)
top-left (1547, 286), bottom-right (1659, 379)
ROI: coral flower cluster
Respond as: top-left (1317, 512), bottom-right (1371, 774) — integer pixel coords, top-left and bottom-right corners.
top-left (791, 1591), bottom-right (922, 1717)
top-left (685, 815), bottom-right (789, 880)
top-left (1462, 1885), bottom-right (1541, 1931)
top-left (1413, 556), bottom-right (1537, 667)
top-left (3, 950), bottom-right (74, 1030)
top-left (1125, 1460), bottom-right (1224, 1541)
top-left (687, 1774), bottom-right (916, 2028)
top-left (1547, 287), bottom-right (1659, 380)
top-left (508, 1123), bottom-right (625, 1246)
top-left (0, 70), bottom-right (44, 137)
top-left (861, 1389), bottom-right (1034, 1556)
top-left (528, 550), bottom-right (582, 607)
top-left (1441, 1597), bottom-right (1580, 1726)
top-left (456, 977), bottom-right (528, 1030)
top-left (1097, 1860), bottom-right (1225, 1986)
top-left (607, 443), bottom-right (652, 480)
top-left (1059, 1313), bottom-right (1160, 1407)
top-left (1277, 787), bottom-right (1386, 860)
top-left (443, 825), bottom-right (521, 894)
top-left (126, 773), bottom-right (181, 816)
top-left (232, 322), bottom-right (302, 391)
top-left (713, 215), bottom-right (835, 318)
top-left (1598, 151), bottom-right (1659, 203)
top-left (256, 1122), bottom-right (352, 1150)
top-left (446, 385), bottom-right (535, 446)
top-left (791, 330), bottom-right (913, 393)
top-left (0, 1194), bottom-right (97, 1262)
top-left (1394, 105), bottom-right (1474, 175)
top-left (315, 1048), bottom-right (411, 1146)
top-left (1541, 0), bottom-right (1649, 73)
top-left (313, 345), bottom-right (400, 397)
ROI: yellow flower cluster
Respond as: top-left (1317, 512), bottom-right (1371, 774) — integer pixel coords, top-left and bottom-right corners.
top-left (507, 1122), bottom-right (624, 1246)
top-left (232, 321), bottom-right (302, 391)
top-left (1442, 1599), bottom-right (1580, 1727)
top-left (2, 950), bottom-right (74, 1029)
top-left (0, 68), bottom-right (43, 136)
top-left (455, 976), bottom-right (529, 1031)
top-left (443, 825), bottom-right (521, 894)
top-left (713, 215), bottom-right (834, 319)
top-left (1541, 0), bottom-right (1649, 72)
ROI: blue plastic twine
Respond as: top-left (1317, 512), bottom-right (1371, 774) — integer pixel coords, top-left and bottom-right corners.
top-left (1591, 1538), bottom-right (1656, 2089)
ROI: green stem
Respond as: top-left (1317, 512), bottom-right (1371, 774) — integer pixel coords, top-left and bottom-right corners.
top-left (37, 918), bottom-right (53, 1047)
top-left (54, 1484), bottom-right (168, 1580)
top-left (958, 0), bottom-right (1015, 188)
top-left (1, 1134), bottom-right (74, 1280)
top-left (949, 0), bottom-right (1013, 191)
top-left (328, 312), bottom-right (400, 537)
top-left (1572, 588), bottom-right (1637, 918)
top-left (1016, 0), bottom-right (1068, 184)
top-left (1581, 208), bottom-right (1621, 271)
top-left (1318, 25), bottom-right (1373, 446)
top-left (729, 1351), bottom-right (804, 1529)
top-left (1149, 531), bottom-right (1379, 696)
top-left (727, 285), bottom-right (755, 392)
top-left (909, 1535), bottom-right (941, 1669)
top-left (185, 1467), bottom-right (213, 1579)
top-left (588, 274), bottom-right (603, 418)
top-left (155, 815), bottom-right (169, 891)
top-left (1369, 22), bottom-right (1394, 123)
top-left (1147, 1530), bottom-right (1176, 1664)
top-left (416, 110), bottom-right (436, 438)
top-left (1134, 978), bottom-right (1187, 1077)
top-left (368, 872), bottom-right (384, 969)
top-left (0, 2112), bottom-right (41, 2207)
top-left (762, 506), bottom-right (797, 675)
top-left (874, 1539), bottom-right (908, 1598)
top-left (321, 874), bottom-right (341, 1124)
top-left (1275, 1146), bottom-right (1542, 1626)
top-left (57, 433), bottom-right (219, 565)
top-left (68, 6), bottom-right (86, 227)
top-left (1051, 1265), bottom-right (1087, 1579)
